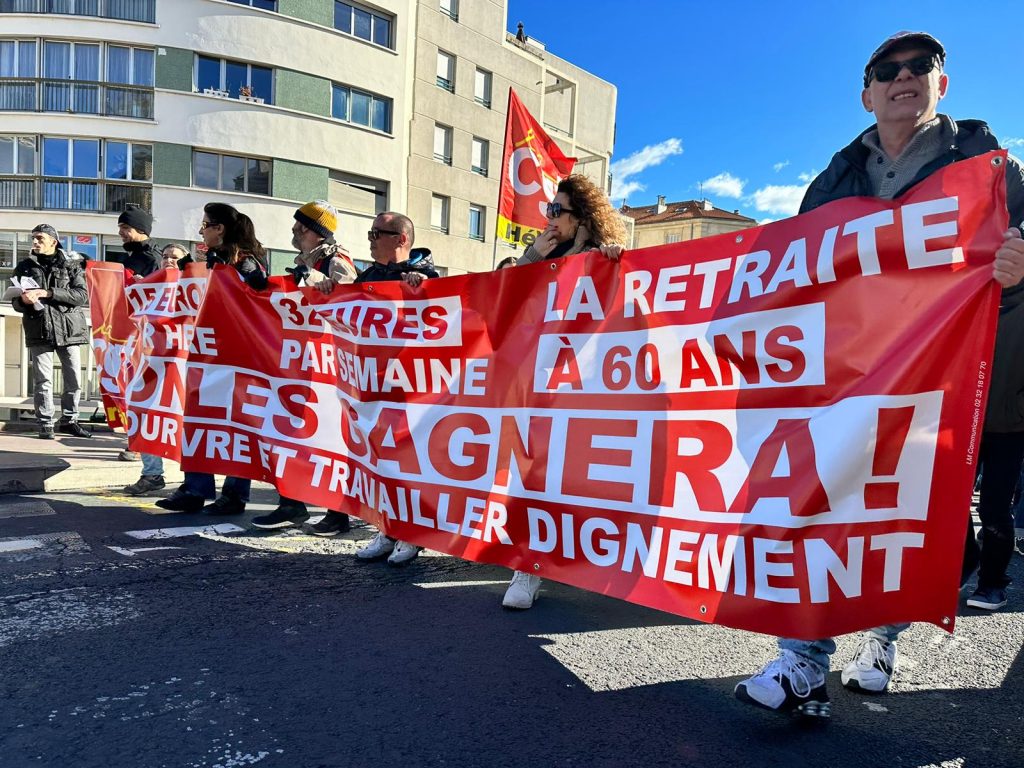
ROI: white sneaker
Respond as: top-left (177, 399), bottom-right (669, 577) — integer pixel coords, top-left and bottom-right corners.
top-left (841, 636), bottom-right (896, 692)
top-left (387, 540), bottom-right (422, 565)
top-left (502, 570), bottom-right (541, 609)
top-left (734, 650), bottom-right (831, 718)
top-left (356, 532), bottom-right (395, 561)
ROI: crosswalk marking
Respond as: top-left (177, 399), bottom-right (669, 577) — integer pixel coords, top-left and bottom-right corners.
top-left (0, 539), bottom-right (44, 553)
top-left (0, 532), bottom-right (90, 561)
top-left (107, 546), bottom-right (186, 557)
top-left (124, 524), bottom-right (245, 540)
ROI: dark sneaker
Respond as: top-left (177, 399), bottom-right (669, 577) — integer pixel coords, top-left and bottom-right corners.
top-left (123, 475), bottom-right (166, 496)
top-left (735, 650), bottom-right (831, 719)
top-left (118, 449), bottom-right (141, 462)
top-left (309, 511), bottom-right (350, 536)
top-left (59, 421), bottom-right (92, 438)
top-left (38, 424), bottom-right (55, 439)
top-left (251, 504), bottom-right (309, 530)
top-left (203, 494), bottom-right (246, 516)
top-left (966, 587), bottom-right (1008, 611)
top-left (155, 489), bottom-right (206, 512)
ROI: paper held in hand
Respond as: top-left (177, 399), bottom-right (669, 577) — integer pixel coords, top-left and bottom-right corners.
top-left (3, 276), bottom-right (44, 311)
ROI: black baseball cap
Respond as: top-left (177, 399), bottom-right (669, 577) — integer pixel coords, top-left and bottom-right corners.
top-left (31, 223), bottom-right (59, 240)
top-left (864, 31), bottom-right (945, 86)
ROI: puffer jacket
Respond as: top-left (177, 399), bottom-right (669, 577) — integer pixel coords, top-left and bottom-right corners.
top-left (801, 116), bottom-right (1024, 432)
top-left (12, 247), bottom-right (89, 347)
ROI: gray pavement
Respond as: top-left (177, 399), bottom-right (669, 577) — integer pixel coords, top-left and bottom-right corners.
top-left (0, 483), bottom-right (1022, 768)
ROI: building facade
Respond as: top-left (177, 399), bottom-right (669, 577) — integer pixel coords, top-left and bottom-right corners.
top-left (621, 196), bottom-right (757, 248)
top-left (0, 0), bottom-right (616, 278)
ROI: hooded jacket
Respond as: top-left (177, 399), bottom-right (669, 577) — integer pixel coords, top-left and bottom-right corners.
top-left (12, 246), bottom-right (89, 347)
top-left (801, 118), bottom-right (1024, 432)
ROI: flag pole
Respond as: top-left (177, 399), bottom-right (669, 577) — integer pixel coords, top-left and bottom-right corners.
top-left (492, 87), bottom-right (514, 270)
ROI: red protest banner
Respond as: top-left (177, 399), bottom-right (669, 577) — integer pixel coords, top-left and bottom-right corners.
top-left (101, 152), bottom-right (1008, 640)
top-left (496, 88), bottom-right (577, 247)
top-left (85, 262), bottom-right (133, 428)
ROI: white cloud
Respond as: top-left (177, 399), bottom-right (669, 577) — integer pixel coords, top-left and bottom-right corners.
top-left (748, 183), bottom-right (810, 217)
top-left (1005, 138), bottom-right (1024, 149)
top-left (758, 217), bottom-right (776, 225)
top-left (773, 161), bottom-right (790, 173)
top-left (797, 170), bottom-right (818, 183)
top-left (610, 138), bottom-right (683, 201)
top-left (701, 172), bottom-right (745, 198)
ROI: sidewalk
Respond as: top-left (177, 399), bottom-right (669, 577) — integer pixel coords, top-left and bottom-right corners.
top-left (0, 424), bottom-right (184, 494)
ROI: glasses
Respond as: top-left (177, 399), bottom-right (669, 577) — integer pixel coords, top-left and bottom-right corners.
top-left (870, 54), bottom-right (938, 84)
top-left (546, 202), bottom-right (577, 219)
top-left (367, 228), bottom-right (402, 240)
top-left (199, 221), bottom-right (218, 231)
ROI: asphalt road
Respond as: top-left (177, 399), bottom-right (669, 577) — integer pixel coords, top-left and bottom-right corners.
top-left (0, 487), bottom-right (1021, 768)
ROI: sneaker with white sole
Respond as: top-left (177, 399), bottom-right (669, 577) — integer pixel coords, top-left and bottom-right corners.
top-left (841, 636), bottom-right (896, 692)
top-left (356, 532), bottom-right (395, 561)
top-left (966, 586), bottom-right (1008, 610)
top-left (387, 540), bottom-right (422, 566)
top-left (502, 570), bottom-right (541, 609)
top-left (734, 650), bottom-right (831, 719)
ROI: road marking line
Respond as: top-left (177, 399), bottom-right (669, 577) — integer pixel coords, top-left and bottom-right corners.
top-left (0, 539), bottom-right (44, 553)
top-left (124, 524), bottom-right (245, 540)
top-left (414, 580), bottom-right (509, 589)
top-left (107, 546), bottom-right (187, 557)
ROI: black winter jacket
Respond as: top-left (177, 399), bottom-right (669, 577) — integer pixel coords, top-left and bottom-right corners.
top-left (355, 250), bottom-right (440, 284)
top-left (108, 239), bottom-right (161, 277)
top-left (801, 118), bottom-right (1024, 432)
top-left (12, 247), bottom-right (90, 348)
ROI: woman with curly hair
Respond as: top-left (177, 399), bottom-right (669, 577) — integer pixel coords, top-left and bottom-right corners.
top-left (515, 174), bottom-right (626, 266)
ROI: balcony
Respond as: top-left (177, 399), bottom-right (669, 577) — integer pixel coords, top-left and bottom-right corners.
top-left (0, 0), bottom-right (156, 23)
top-left (0, 78), bottom-right (154, 119)
top-left (0, 175), bottom-right (152, 213)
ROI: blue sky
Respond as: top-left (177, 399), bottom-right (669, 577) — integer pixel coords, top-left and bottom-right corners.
top-left (507, 0), bottom-right (1023, 221)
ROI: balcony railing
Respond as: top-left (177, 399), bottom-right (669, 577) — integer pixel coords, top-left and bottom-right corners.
top-left (0, 0), bottom-right (156, 23)
top-left (0, 176), bottom-right (152, 213)
top-left (0, 78), bottom-right (154, 119)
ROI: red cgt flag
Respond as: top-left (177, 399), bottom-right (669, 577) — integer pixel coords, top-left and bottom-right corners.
top-left (496, 88), bottom-right (576, 248)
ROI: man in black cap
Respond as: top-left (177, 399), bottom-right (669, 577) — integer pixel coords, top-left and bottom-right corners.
top-left (734, 31), bottom-right (1024, 720)
top-left (11, 224), bottom-right (92, 439)
top-left (111, 204), bottom-right (160, 278)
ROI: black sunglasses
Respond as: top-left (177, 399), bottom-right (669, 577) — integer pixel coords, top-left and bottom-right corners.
top-left (367, 228), bottom-right (402, 240)
top-left (546, 202), bottom-right (577, 218)
top-left (869, 54), bottom-right (938, 85)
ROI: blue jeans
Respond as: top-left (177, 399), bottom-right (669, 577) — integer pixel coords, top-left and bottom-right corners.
top-left (779, 623), bottom-right (910, 671)
top-left (182, 472), bottom-right (250, 502)
top-left (141, 453), bottom-right (164, 477)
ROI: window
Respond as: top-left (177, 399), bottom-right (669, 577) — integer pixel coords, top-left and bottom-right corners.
top-left (436, 50), bottom-right (455, 92)
top-left (105, 141), bottom-right (152, 182)
top-left (469, 204), bottom-right (485, 241)
top-left (62, 233), bottom-right (98, 262)
top-left (0, 40), bottom-right (36, 77)
top-left (431, 194), bottom-right (449, 234)
top-left (471, 137), bottom-right (488, 176)
top-left (196, 55), bottom-right (273, 103)
top-left (433, 124), bottom-right (452, 165)
top-left (41, 137), bottom-right (100, 210)
top-left (439, 0), bottom-right (457, 21)
top-left (105, 45), bottom-right (154, 118)
top-left (1, 1), bottom-right (157, 23)
top-left (474, 68), bottom-right (491, 108)
top-left (334, 2), bottom-right (393, 49)
top-left (0, 136), bottom-right (36, 174)
top-left (192, 150), bottom-right (270, 195)
top-left (328, 170), bottom-right (388, 216)
top-left (666, 233), bottom-right (683, 244)
top-left (332, 83), bottom-right (391, 132)
top-left (42, 41), bottom-right (101, 113)
top-left (226, 0), bottom-right (277, 9)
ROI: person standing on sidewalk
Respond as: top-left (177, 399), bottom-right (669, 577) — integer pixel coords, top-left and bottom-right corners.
top-left (11, 224), bottom-right (91, 440)
top-left (733, 31), bottom-right (1024, 721)
top-left (250, 201), bottom-right (359, 532)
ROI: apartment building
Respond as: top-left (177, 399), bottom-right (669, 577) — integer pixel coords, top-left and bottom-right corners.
top-left (622, 196), bottom-right (757, 248)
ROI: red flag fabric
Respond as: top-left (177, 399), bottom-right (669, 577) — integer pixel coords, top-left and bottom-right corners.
top-left (99, 152), bottom-right (1009, 639)
top-left (85, 262), bottom-right (133, 428)
top-left (496, 88), bottom-right (577, 247)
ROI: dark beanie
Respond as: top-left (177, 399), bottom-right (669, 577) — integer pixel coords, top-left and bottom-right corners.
top-left (118, 204), bottom-right (153, 235)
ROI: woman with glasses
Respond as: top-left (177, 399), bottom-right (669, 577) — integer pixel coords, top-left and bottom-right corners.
top-left (515, 174), bottom-right (626, 267)
top-left (155, 203), bottom-right (268, 514)
top-left (502, 175), bottom-right (626, 610)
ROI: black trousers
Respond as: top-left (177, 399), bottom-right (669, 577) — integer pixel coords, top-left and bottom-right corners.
top-left (965, 431), bottom-right (1024, 590)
